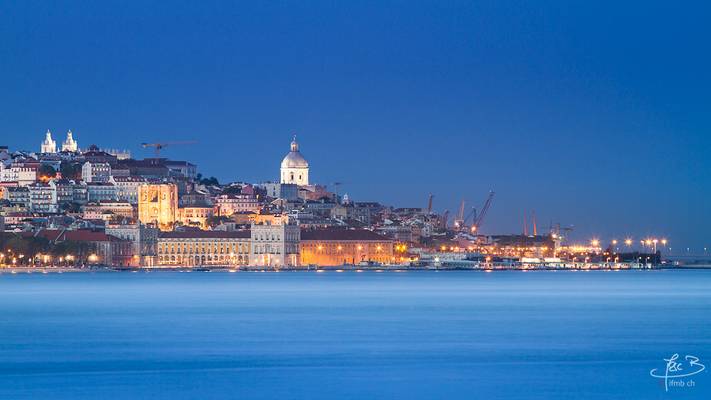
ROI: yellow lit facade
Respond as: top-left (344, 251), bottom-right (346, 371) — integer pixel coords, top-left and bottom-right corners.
top-left (177, 206), bottom-right (214, 228)
top-left (300, 229), bottom-right (393, 266)
top-left (157, 231), bottom-right (251, 266)
top-left (138, 184), bottom-right (178, 231)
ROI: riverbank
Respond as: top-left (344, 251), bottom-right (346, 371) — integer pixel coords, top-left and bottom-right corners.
top-left (3, 263), bottom-right (707, 274)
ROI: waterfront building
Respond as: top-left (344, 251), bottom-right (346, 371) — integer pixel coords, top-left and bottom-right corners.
top-left (249, 220), bottom-right (301, 267)
top-left (214, 194), bottom-right (260, 216)
top-left (31, 229), bottom-right (134, 266)
top-left (40, 130), bottom-right (57, 153)
top-left (177, 206), bottom-right (214, 228)
top-left (137, 183), bottom-right (178, 231)
top-left (105, 222), bottom-right (158, 267)
top-left (81, 162), bottom-right (112, 183)
top-left (27, 183), bottom-right (58, 213)
top-left (157, 230), bottom-right (251, 266)
top-left (300, 228), bottom-right (394, 266)
top-left (86, 182), bottom-right (118, 203)
top-left (61, 130), bottom-right (78, 152)
top-left (280, 136), bottom-right (309, 186)
top-left (377, 224), bottom-right (417, 243)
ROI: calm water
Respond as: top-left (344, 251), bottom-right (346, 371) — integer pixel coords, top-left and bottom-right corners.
top-left (0, 270), bottom-right (709, 399)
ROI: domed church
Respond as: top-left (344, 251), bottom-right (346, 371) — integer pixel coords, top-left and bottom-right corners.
top-left (280, 136), bottom-right (309, 186)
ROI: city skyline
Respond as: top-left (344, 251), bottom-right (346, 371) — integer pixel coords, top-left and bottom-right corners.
top-left (2, 1), bottom-right (709, 250)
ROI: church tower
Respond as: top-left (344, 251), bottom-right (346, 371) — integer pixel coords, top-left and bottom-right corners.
top-left (62, 130), bottom-right (78, 152)
top-left (40, 130), bottom-right (57, 153)
top-left (280, 136), bottom-right (309, 185)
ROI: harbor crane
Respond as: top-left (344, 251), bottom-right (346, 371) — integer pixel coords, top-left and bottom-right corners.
top-left (141, 140), bottom-right (197, 157)
top-left (452, 191), bottom-right (495, 233)
top-left (470, 191), bottom-right (495, 233)
top-left (453, 200), bottom-right (467, 230)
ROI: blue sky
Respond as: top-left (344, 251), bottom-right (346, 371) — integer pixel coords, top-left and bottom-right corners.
top-left (1, 1), bottom-right (709, 251)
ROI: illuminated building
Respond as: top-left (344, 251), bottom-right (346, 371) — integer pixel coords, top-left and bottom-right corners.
top-left (250, 221), bottom-right (300, 267)
top-left (27, 183), bottom-right (58, 213)
top-left (4, 186), bottom-right (30, 208)
top-left (29, 229), bottom-right (134, 266)
top-left (40, 130), bottom-right (57, 153)
top-left (81, 162), bottom-right (112, 183)
top-left (86, 182), bottom-right (118, 202)
top-left (157, 230), bottom-right (251, 266)
top-left (138, 184), bottom-right (178, 231)
top-left (214, 194), bottom-right (260, 216)
top-left (178, 206), bottom-right (214, 228)
top-left (61, 130), bottom-right (78, 152)
top-left (2, 160), bottom-right (39, 186)
top-left (280, 136), bottom-right (309, 186)
top-left (50, 179), bottom-right (88, 204)
top-left (105, 222), bottom-right (158, 267)
top-left (259, 182), bottom-right (299, 201)
top-left (113, 176), bottom-right (146, 204)
top-left (300, 228), bottom-right (394, 266)
top-left (82, 201), bottom-right (136, 221)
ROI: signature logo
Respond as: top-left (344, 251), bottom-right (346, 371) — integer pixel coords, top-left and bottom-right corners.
top-left (650, 354), bottom-right (705, 391)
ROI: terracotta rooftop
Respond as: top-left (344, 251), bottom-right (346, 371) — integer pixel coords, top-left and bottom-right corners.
top-left (300, 228), bottom-right (390, 241)
top-left (160, 230), bottom-right (251, 239)
top-left (25, 229), bottom-right (126, 242)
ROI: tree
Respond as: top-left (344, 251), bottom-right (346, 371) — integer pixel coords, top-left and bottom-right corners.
top-left (60, 162), bottom-right (82, 180)
top-left (38, 165), bottom-right (57, 180)
top-left (200, 176), bottom-right (220, 186)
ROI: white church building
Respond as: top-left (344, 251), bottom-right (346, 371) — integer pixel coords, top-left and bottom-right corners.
top-left (280, 136), bottom-right (309, 186)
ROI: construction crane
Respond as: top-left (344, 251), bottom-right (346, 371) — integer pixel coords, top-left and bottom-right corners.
top-left (463, 206), bottom-right (477, 226)
top-left (453, 200), bottom-right (466, 230)
top-left (470, 191), bottom-right (495, 233)
top-left (141, 140), bottom-right (197, 157)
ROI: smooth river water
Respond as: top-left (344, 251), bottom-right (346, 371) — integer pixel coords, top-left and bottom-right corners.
top-left (0, 270), bottom-right (709, 399)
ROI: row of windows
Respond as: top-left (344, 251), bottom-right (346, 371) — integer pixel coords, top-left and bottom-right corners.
top-left (158, 241), bottom-right (249, 254)
top-left (159, 254), bottom-right (248, 264)
top-left (302, 243), bottom-right (388, 252)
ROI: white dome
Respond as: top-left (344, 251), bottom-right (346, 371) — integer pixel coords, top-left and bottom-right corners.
top-left (281, 137), bottom-right (308, 169)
